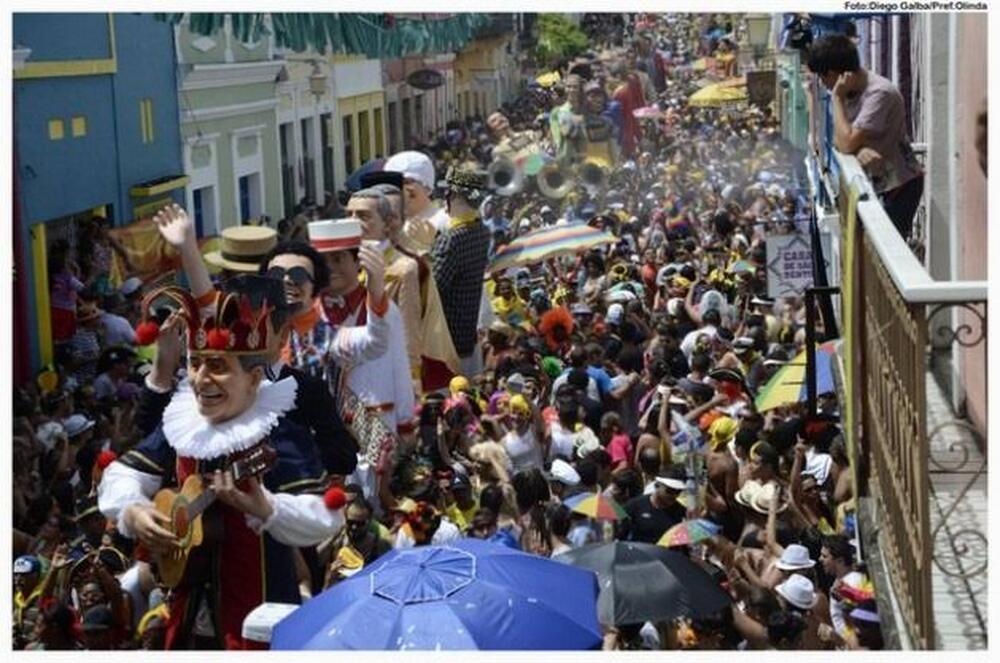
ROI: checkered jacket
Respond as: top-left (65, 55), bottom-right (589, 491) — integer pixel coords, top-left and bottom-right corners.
top-left (431, 219), bottom-right (490, 357)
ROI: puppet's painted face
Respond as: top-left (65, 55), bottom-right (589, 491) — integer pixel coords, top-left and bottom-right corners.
top-left (188, 354), bottom-right (262, 424)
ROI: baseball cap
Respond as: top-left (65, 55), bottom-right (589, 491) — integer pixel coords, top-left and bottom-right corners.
top-left (384, 151), bottom-right (436, 191)
top-left (570, 303), bottom-right (592, 316)
top-left (13, 555), bottom-right (41, 575)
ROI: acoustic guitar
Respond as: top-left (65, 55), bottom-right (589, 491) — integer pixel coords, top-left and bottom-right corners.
top-left (151, 444), bottom-right (277, 588)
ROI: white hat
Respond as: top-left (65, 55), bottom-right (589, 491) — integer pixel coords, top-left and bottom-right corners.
top-left (63, 414), bottom-right (95, 438)
top-left (654, 475), bottom-right (687, 491)
top-left (606, 303), bottom-right (624, 325)
top-left (775, 544), bottom-right (817, 571)
top-left (802, 449), bottom-right (834, 486)
top-left (36, 421), bottom-right (66, 452)
top-left (307, 218), bottom-right (362, 253)
top-left (666, 297), bottom-right (685, 317)
top-left (735, 480), bottom-right (787, 515)
top-left (119, 277), bottom-right (143, 297)
top-left (733, 336), bottom-right (755, 353)
top-left (775, 573), bottom-right (818, 610)
top-left (384, 151), bottom-right (436, 191)
top-left (548, 459), bottom-right (581, 487)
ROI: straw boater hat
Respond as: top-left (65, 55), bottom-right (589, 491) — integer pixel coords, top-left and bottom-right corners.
top-left (307, 218), bottom-right (363, 254)
top-left (205, 226), bottom-right (277, 272)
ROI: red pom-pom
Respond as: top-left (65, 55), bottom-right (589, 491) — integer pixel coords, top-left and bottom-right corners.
top-left (323, 486), bottom-right (347, 510)
top-left (96, 450), bottom-right (118, 470)
top-left (135, 320), bottom-right (161, 346)
top-left (206, 328), bottom-right (230, 350)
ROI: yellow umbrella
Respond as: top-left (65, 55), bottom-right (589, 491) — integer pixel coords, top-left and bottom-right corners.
top-left (716, 75), bottom-right (747, 88)
top-left (688, 83), bottom-right (748, 108)
top-left (536, 71), bottom-right (561, 88)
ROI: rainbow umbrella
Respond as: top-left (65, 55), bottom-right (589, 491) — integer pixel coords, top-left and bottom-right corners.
top-left (563, 492), bottom-right (627, 521)
top-left (657, 519), bottom-right (722, 548)
top-left (754, 341), bottom-right (839, 412)
top-left (489, 223), bottom-right (618, 273)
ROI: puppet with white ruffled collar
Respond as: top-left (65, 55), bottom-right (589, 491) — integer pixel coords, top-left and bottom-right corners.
top-left (97, 275), bottom-right (347, 650)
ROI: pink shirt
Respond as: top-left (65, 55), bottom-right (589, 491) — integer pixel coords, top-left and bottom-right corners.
top-left (608, 433), bottom-right (633, 467)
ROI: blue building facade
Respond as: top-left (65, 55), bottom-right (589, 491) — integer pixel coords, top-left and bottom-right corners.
top-left (13, 13), bottom-right (186, 370)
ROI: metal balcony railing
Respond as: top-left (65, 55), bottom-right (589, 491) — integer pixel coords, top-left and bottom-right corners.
top-left (819, 144), bottom-right (987, 650)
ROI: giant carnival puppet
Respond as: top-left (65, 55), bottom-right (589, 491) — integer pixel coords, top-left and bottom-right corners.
top-left (98, 275), bottom-right (347, 649)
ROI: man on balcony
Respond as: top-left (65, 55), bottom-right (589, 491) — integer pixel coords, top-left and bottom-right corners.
top-left (807, 34), bottom-right (924, 240)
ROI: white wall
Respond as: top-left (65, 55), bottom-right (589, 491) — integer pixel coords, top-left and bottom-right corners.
top-left (333, 59), bottom-right (384, 98)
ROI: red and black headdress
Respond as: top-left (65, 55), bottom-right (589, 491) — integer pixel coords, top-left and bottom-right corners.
top-left (134, 286), bottom-right (274, 355)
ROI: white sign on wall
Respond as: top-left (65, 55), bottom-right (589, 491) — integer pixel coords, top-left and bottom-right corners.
top-left (765, 232), bottom-right (831, 299)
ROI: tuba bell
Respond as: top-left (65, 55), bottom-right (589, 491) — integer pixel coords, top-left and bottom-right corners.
top-left (578, 157), bottom-right (609, 194)
top-left (537, 161), bottom-right (573, 199)
top-left (487, 155), bottom-right (523, 196)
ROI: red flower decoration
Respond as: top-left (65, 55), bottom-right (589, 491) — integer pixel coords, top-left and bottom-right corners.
top-left (323, 486), bottom-right (347, 510)
top-left (206, 327), bottom-right (230, 351)
top-left (135, 320), bottom-right (161, 346)
top-left (96, 450), bottom-right (118, 470)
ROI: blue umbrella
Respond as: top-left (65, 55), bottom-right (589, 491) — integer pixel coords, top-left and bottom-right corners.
top-left (271, 539), bottom-right (602, 650)
top-left (344, 158), bottom-right (386, 192)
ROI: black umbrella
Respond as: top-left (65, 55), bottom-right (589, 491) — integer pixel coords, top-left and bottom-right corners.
top-left (555, 541), bottom-right (730, 626)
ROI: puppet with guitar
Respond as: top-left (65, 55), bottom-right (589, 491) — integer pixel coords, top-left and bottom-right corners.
top-left (97, 276), bottom-right (348, 650)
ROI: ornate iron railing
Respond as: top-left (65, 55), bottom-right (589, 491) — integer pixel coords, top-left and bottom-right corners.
top-left (831, 150), bottom-right (987, 650)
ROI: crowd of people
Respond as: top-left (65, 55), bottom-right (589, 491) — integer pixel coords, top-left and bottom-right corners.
top-left (13, 13), bottom-right (882, 651)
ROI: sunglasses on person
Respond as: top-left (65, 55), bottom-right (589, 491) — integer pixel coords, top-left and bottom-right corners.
top-left (266, 265), bottom-right (313, 285)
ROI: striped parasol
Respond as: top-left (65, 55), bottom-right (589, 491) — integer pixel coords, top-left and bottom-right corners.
top-left (489, 223), bottom-right (618, 273)
top-left (754, 341), bottom-right (838, 411)
top-left (563, 492), bottom-right (627, 521)
top-left (657, 519), bottom-right (722, 548)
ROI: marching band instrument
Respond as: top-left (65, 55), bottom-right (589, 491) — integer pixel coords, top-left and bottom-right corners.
top-left (578, 157), bottom-right (609, 194)
top-left (151, 444), bottom-right (277, 588)
top-left (487, 155), bottom-right (524, 196)
top-left (537, 162), bottom-right (573, 199)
